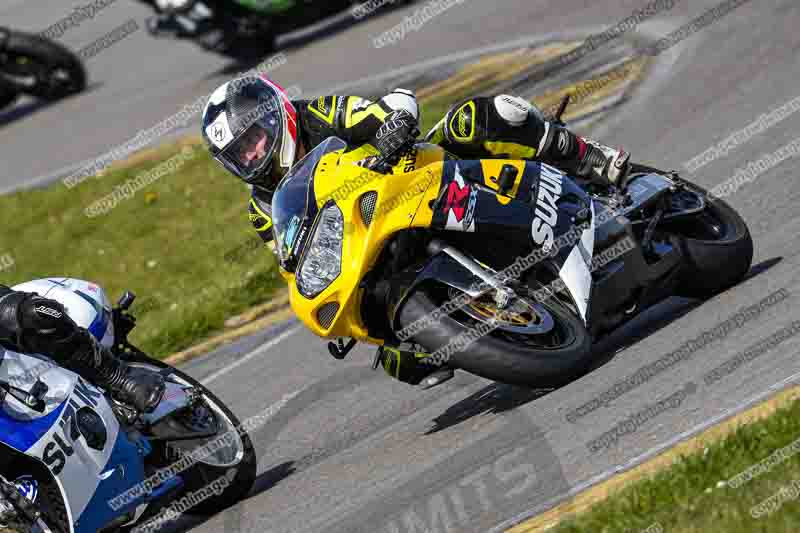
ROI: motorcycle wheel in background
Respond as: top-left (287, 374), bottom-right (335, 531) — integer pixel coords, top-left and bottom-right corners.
top-left (0, 31), bottom-right (87, 101)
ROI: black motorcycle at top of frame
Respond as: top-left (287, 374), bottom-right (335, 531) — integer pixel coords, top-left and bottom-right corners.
top-left (0, 27), bottom-right (87, 111)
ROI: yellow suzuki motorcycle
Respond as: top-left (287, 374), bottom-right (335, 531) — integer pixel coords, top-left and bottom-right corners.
top-left (271, 123), bottom-right (752, 389)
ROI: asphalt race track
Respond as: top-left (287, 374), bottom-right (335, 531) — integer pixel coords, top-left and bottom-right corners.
top-left (4, 1), bottom-right (800, 532)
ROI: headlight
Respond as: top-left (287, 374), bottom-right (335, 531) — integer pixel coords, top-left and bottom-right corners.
top-left (297, 204), bottom-right (344, 298)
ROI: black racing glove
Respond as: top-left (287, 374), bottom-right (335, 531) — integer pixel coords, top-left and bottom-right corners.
top-left (17, 295), bottom-right (71, 332)
top-left (14, 294), bottom-right (87, 359)
top-left (372, 110), bottom-right (420, 165)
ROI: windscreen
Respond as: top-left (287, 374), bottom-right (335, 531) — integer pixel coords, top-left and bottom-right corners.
top-left (271, 137), bottom-right (347, 269)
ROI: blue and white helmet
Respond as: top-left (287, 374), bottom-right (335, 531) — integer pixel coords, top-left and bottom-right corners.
top-left (11, 278), bottom-right (115, 348)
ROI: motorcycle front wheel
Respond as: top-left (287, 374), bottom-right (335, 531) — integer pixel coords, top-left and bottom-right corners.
top-left (396, 282), bottom-right (593, 388)
top-left (0, 465), bottom-right (68, 533)
top-left (126, 358), bottom-right (258, 517)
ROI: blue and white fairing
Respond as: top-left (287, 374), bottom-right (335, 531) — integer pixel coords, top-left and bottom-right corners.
top-left (0, 279), bottom-right (150, 533)
top-left (0, 353), bottom-right (150, 533)
top-left (534, 164), bottom-right (596, 323)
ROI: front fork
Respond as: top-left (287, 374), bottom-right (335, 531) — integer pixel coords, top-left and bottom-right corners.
top-left (0, 474), bottom-right (44, 531)
top-left (371, 239), bottom-right (523, 390)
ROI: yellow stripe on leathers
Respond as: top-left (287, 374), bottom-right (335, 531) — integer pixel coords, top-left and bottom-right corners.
top-left (483, 141), bottom-right (537, 161)
top-left (308, 96), bottom-right (337, 124)
top-left (344, 97), bottom-right (390, 128)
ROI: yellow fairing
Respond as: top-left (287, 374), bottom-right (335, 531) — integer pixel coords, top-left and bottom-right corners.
top-left (281, 143), bottom-right (446, 343)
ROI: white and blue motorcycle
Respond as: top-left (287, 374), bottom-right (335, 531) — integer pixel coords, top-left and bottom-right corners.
top-left (0, 278), bottom-right (256, 533)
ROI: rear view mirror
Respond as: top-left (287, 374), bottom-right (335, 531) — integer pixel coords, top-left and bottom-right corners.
top-left (117, 291), bottom-right (136, 310)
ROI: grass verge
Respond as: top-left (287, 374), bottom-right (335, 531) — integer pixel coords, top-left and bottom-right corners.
top-left (0, 138), bottom-right (284, 357)
top-left (542, 394), bottom-right (800, 533)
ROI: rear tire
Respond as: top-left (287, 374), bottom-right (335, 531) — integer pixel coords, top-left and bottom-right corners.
top-left (163, 367), bottom-right (258, 516)
top-left (676, 181), bottom-right (753, 299)
top-left (177, 371), bottom-right (257, 516)
top-left (396, 286), bottom-right (593, 388)
top-left (630, 165), bottom-right (753, 299)
top-left (675, 189), bottom-right (753, 298)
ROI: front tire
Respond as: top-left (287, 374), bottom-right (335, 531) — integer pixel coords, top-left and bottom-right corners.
top-left (125, 356), bottom-right (257, 516)
top-left (1, 458), bottom-right (68, 533)
top-left (396, 285), bottom-right (593, 388)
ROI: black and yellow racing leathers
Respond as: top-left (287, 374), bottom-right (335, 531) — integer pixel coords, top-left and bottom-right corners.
top-left (248, 92), bottom-right (628, 243)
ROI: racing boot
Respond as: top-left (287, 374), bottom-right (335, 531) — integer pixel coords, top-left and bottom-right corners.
top-left (148, 1), bottom-right (216, 39)
top-left (577, 138), bottom-right (632, 190)
top-left (374, 346), bottom-right (454, 389)
top-left (68, 334), bottom-right (166, 413)
top-left (545, 126), bottom-right (631, 189)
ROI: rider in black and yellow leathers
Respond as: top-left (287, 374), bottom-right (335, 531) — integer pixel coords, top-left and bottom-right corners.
top-left (200, 77), bottom-right (630, 386)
